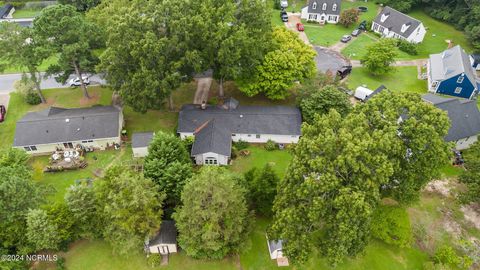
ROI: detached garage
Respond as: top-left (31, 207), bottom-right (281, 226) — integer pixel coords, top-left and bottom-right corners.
top-left (132, 132), bottom-right (154, 158)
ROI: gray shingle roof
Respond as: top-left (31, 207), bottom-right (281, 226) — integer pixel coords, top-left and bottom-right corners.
top-left (13, 106), bottom-right (121, 147)
top-left (373, 6), bottom-right (421, 38)
top-left (132, 132), bottom-right (154, 148)
top-left (429, 45), bottom-right (477, 86)
top-left (268, 239), bottom-right (284, 254)
top-left (191, 120), bottom-right (232, 156)
top-left (179, 104), bottom-right (302, 156)
top-left (422, 93), bottom-right (480, 141)
top-left (0, 4), bottom-right (13, 18)
top-left (364, 85), bottom-right (387, 102)
top-left (149, 220), bottom-right (177, 246)
top-left (305, 0), bottom-right (341, 16)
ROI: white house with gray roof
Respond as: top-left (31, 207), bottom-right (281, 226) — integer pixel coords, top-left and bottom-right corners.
top-left (177, 98), bottom-right (302, 166)
top-left (372, 6), bottom-right (426, 43)
top-left (132, 132), bottom-right (154, 158)
top-left (301, 0), bottom-right (341, 24)
top-left (422, 93), bottom-right (480, 150)
top-left (13, 106), bottom-right (123, 155)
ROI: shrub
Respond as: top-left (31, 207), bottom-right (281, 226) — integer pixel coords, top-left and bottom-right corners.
top-left (14, 77), bottom-right (35, 96)
top-left (273, 0), bottom-right (281, 9)
top-left (396, 39), bottom-right (418, 55)
top-left (231, 145), bottom-right (239, 159)
top-left (433, 246), bottom-right (472, 270)
top-left (234, 140), bottom-right (249, 150)
top-left (25, 91), bottom-right (42, 105)
top-left (56, 257), bottom-right (66, 270)
top-left (264, 140), bottom-right (277, 151)
top-left (146, 254), bottom-right (162, 267)
top-left (370, 205), bottom-right (412, 248)
top-left (182, 136), bottom-right (194, 153)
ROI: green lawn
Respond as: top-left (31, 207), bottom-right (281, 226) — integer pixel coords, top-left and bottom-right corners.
top-left (230, 146), bottom-right (293, 178)
top-left (303, 0), bottom-right (378, 47)
top-left (12, 8), bottom-right (41, 18)
top-left (216, 81), bottom-right (297, 106)
top-left (341, 33), bottom-right (413, 60)
top-left (347, 67), bottom-right (427, 94)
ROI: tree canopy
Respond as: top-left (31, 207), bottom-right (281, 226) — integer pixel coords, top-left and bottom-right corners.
top-left (361, 39), bottom-right (398, 76)
top-left (299, 84), bottom-right (351, 124)
top-left (144, 132), bottom-right (192, 207)
top-left (339, 8), bottom-right (360, 27)
top-left (459, 141), bottom-right (480, 204)
top-left (33, 4), bottom-right (103, 99)
top-left (59, 0), bottom-right (101, 11)
top-left (26, 209), bottom-right (61, 251)
top-left (173, 166), bottom-right (250, 259)
top-left (244, 164), bottom-right (280, 216)
top-left (95, 166), bottom-right (165, 255)
top-left (239, 26), bottom-right (316, 100)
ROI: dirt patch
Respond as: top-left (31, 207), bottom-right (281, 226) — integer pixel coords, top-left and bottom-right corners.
top-left (425, 179), bottom-right (451, 197)
top-left (79, 92), bottom-right (100, 106)
top-left (443, 216), bottom-right (462, 239)
top-left (461, 203), bottom-right (480, 230)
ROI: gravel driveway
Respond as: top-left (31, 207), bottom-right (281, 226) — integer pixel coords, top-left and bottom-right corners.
top-left (314, 46), bottom-right (350, 74)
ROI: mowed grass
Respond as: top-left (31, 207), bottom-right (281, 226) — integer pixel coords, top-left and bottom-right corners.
top-left (303, 0), bottom-right (378, 47)
top-left (347, 67), bottom-right (427, 94)
top-left (0, 54), bottom-right (59, 74)
top-left (341, 33), bottom-right (414, 60)
top-left (12, 8), bottom-right (41, 18)
top-left (230, 146), bottom-right (293, 178)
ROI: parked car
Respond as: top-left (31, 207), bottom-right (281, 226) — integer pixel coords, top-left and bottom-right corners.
top-left (337, 66), bottom-right (353, 79)
top-left (296, 23), bottom-right (304, 31)
top-left (358, 6), bottom-right (368, 12)
top-left (69, 76), bottom-right (90, 87)
top-left (358, 20), bottom-right (367, 31)
top-left (280, 11), bottom-right (288, 22)
top-left (0, 105), bottom-right (6, 123)
top-left (340, 35), bottom-right (352, 43)
top-left (351, 29), bottom-right (361, 37)
top-left (280, 0), bottom-right (288, 8)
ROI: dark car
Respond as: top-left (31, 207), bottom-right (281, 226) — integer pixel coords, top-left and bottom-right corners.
top-left (351, 29), bottom-right (361, 37)
top-left (358, 6), bottom-right (368, 12)
top-left (0, 105), bottom-right (6, 123)
top-left (340, 35), bottom-right (352, 43)
top-left (337, 66), bottom-right (352, 79)
top-left (280, 10), bottom-right (288, 22)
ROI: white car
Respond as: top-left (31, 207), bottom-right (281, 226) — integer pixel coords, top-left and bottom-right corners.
top-left (280, 0), bottom-right (288, 8)
top-left (69, 76), bottom-right (90, 87)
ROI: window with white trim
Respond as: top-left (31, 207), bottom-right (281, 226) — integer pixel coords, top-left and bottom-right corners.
top-left (256, 134), bottom-right (261, 139)
top-left (454, 87), bottom-right (462, 94)
top-left (24, 146), bottom-right (37, 151)
top-left (312, 2), bottom-right (317, 9)
top-left (205, 157), bottom-right (218, 165)
top-left (332, 4), bottom-right (337, 11)
top-left (322, 3), bottom-right (327, 10)
top-left (457, 76), bottom-right (464, 84)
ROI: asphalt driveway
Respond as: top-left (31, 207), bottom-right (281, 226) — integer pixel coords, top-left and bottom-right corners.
top-left (314, 46), bottom-right (350, 74)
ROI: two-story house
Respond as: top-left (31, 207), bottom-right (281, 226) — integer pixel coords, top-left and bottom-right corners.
top-left (300, 0), bottom-right (341, 24)
top-left (371, 6), bottom-right (426, 43)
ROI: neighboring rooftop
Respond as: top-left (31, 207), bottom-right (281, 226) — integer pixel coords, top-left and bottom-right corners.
top-left (132, 132), bottom-right (154, 148)
top-left (305, 0), bottom-right (342, 16)
top-left (149, 220), bottom-right (177, 246)
top-left (268, 239), bottom-right (284, 254)
top-left (14, 106), bottom-right (121, 147)
top-left (373, 6), bottom-right (421, 38)
top-left (422, 93), bottom-right (480, 141)
top-left (0, 4), bottom-right (13, 19)
top-left (429, 45), bottom-right (477, 85)
top-left (364, 85), bottom-right (387, 102)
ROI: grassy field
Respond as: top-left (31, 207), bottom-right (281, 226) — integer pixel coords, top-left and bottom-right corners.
top-left (341, 33), bottom-right (413, 60)
top-left (347, 67), bottom-right (427, 94)
top-left (12, 8), bottom-right (41, 18)
top-left (303, 0), bottom-right (379, 47)
top-left (0, 54), bottom-right (59, 74)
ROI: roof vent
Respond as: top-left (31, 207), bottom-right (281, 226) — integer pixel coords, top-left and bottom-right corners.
top-left (77, 128), bottom-right (81, 131)
top-left (240, 114), bottom-right (244, 118)
top-left (65, 119), bottom-right (70, 123)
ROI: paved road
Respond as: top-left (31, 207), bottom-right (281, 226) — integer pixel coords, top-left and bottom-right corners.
top-left (0, 73), bottom-right (106, 94)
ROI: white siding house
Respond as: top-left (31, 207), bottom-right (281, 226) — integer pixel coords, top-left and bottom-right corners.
top-left (132, 132), bottom-right (154, 158)
top-left (301, 0), bottom-right (341, 24)
top-left (372, 6), bottom-right (426, 43)
top-left (13, 106), bottom-right (123, 156)
top-left (177, 98), bottom-right (302, 166)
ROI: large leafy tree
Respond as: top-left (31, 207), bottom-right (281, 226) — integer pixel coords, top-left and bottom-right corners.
top-left (339, 8), bottom-right (360, 27)
top-left (33, 4), bottom-right (102, 99)
top-left (239, 27), bottom-right (316, 100)
top-left (144, 132), bottom-right (192, 207)
top-left (98, 0), bottom-right (197, 112)
top-left (173, 167), bottom-right (250, 259)
top-left (95, 166), bottom-right (165, 255)
top-left (0, 149), bottom-right (45, 253)
top-left (59, 0), bottom-right (101, 11)
top-left (244, 164), bottom-right (279, 217)
top-left (26, 209), bottom-right (61, 251)
top-left (271, 110), bottom-right (395, 265)
top-left (65, 181), bottom-right (100, 238)
top-left (361, 39), bottom-right (398, 76)
top-left (357, 92), bottom-right (451, 203)
top-left (0, 22), bottom-right (48, 103)
top-left (299, 85), bottom-right (351, 124)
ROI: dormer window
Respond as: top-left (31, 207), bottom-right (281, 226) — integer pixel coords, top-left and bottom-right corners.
top-left (312, 2), bottom-right (317, 9)
top-left (332, 4), bottom-right (337, 11)
top-left (400, 23), bottom-right (411, 33)
top-left (380, 13), bottom-right (389, 23)
top-left (457, 75), bottom-right (465, 84)
top-left (322, 3), bottom-right (327, 10)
